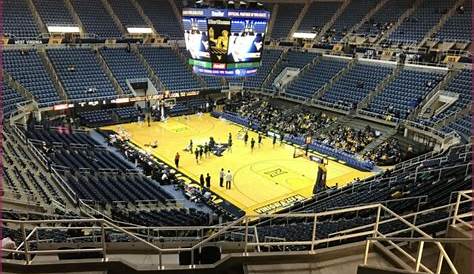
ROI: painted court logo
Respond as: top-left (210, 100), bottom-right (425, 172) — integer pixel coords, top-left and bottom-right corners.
top-left (263, 168), bottom-right (288, 178)
top-left (254, 195), bottom-right (305, 214)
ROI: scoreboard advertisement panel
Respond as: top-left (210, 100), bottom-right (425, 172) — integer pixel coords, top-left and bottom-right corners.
top-left (183, 8), bottom-right (270, 77)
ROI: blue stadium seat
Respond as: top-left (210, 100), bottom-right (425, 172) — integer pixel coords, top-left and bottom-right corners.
top-left (100, 47), bottom-right (149, 95)
top-left (4, 0), bottom-right (40, 39)
top-left (366, 69), bottom-right (445, 119)
top-left (286, 58), bottom-right (348, 99)
top-left (4, 49), bottom-right (61, 106)
top-left (137, 0), bottom-right (182, 39)
top-left (298, 2), bottom-right (341, 33)
top-left (34, 0), bottom-right (76, 27)
top-left (321, 63), bottom-right (393, 106)
top-left (47, 48), bottom-right (118, 101)
top-left (71, 0), bottom-right (123, 38)
top-left (138, 47), bottom-right (201, 91)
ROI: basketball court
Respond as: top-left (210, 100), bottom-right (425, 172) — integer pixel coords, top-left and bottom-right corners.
top-left (102, 114), bottom-right (374, 215)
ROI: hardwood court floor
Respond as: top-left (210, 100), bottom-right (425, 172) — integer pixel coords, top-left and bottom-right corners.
top-left (103, 114), bottom-right (374, 215)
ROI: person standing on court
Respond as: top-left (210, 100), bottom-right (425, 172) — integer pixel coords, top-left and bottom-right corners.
top-left (258, 134), bottom-right (262, 147)
top-left (174, 152), bottom-right (180, 168)
top-left (244, 132), bottom-right (249, 146)
top-left (225, 170), bottom-right (232, 189)
top-left (250, 138), bottom-right (255, 151)
top-left (205, 173), bottom-right (211, 188)
top-left (195, 149), bottom-right (199, 163)
top-left (189, 140), bottom-right (193, 154)
top-left (272, 134), bottom-right (277, 148)
top-left (199, 174), bottom-right (205, 186)
top-left (228, 134), bottom-right (233, 152)
top-left (199, 147), bottom-right (204, 160)
top-left (219, 168), bottom-right (225, 187)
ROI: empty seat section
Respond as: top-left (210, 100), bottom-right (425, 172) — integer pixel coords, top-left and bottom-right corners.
top-left (4, 49), bottom-right (61, 106)
top-left (298, 2), bottom-right (341, 33)
top-left (100, 47), bottom-right (149, 94)
top-left (137, 0), bottom-right (182, 39)
top-left (108, 0), bottom-right (147, 28)
top-left (71, 0), bottom-right (122, 38)
top-left (286, 58), bottom-right (348, 99)
top-left (47, 48), bottom-right (118, 101)
top-left (244, 49), bottom-right (283, 89)
top-left (321, 63), bottom-right (393, 106)
top-left (271, 4), bottom-right (304, 39)
top-left (356, 0), bottom-right (412, 38)
top-left (34, 0), bottom-right (75, 26)
top-left (435, 0), bottom-right (471, 42)
top-left (4, 0), bottom-right (40, 39)
top-left (328, 0), bottom-right (379, 42)
top-left (366, 69), bottom-right (445, 119)
top-left (3, 85), bottom-right (27, 117)
top-left (138, 47), bottom-right (201, 91)
top-left (263, 51), bottom-right (319, 90)
top-left (387, 0), bottom-right (457, 45)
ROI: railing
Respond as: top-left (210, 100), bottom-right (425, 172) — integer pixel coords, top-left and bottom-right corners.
top-left (362, 190), bottom-right (472, 274)
top-left (6, 190), bottom-right (471, 269)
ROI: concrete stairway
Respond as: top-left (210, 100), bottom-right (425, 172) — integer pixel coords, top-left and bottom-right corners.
top-left (288, 0), bottom-right (312, 40)
top-left (64, 0), bottom-right (86, 36)
top-left (342, 0), bottom-right (389, 41)
top-left (375, 0), bottom-right (424, 45)
top-left (266, 4), bottom-right (279, 39)
top-left (313, 58), bottom-right (357, 100)
top-left (130, 0), bottom-right (158, 35)
top-left (314, 0), bottom-right (350, 42)
top-left (100, 0), bottom-right (128, 37)
top-left (27, 0), bottom-right (48, 34)
top-left (357, 64), bottom-right (404, 110)
top-left (417, 0), bottom-right (465, 47)
top-left (95, 46), bottom-right (126, 96)
top-left (4, 71), bottom-right (35, 102)
top-left (262, 49), bottom-right (288, 89)
top-left (360, 127), bottom-right (398, 156)
top-left (168, 0), bottom-right (184, 32)
top-left (131, 45), bottom-right (165, 91)
top-left (171, 46), bottom-right (206, 88)
top-left (37, 48), bottom-right (68, 101)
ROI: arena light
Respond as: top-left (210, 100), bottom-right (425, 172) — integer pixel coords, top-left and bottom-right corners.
top-left (47, 26), bottom-right (80, 33)
top-left (292, 32), bottom-right (317, 39)
top-left (127, 27), bottom-right (153, 34)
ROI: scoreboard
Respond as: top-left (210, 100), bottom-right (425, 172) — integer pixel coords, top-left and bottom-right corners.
top-left (183, 8), bottom-right (270, 77)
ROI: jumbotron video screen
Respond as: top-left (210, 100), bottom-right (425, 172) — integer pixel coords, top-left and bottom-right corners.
top-left (183, 8), bottom-right (270, 77)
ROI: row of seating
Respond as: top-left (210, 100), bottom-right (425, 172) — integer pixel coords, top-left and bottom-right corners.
top-left (111, 208), bottom-right (211, 227)
top-left (138, 47), bottom-right (201, 91)
top-left (356, 0), bottom-right (413, 39)
top-left (285, 58), bottom-right (349, 99)
top-left (366, 69), bottom-right (445, 119)
top-left (264, 51), bottom-right (320, 90)
top-left (34, 0), bottom-right (75, 27)
top-left (321, 62), bottom-right (393, 106)
top-left (100, 47), bottom-right (149, 94)
top-left (298, 1), bottom-right (342, 33)
top-left (47, 48), bottom-right (118, 101)
top-left (78, 106), bottom-right (140, 125)
top-left (328, 0), bottom-right (379, 42)
top-left (387, 0), bottom-right (457, 44)
top-left (71, 0), bottom-right (122, 39)
top-left (4, 49), bottom-right (61, 106)
top-left (419, 69), bottom-right (471, 126)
